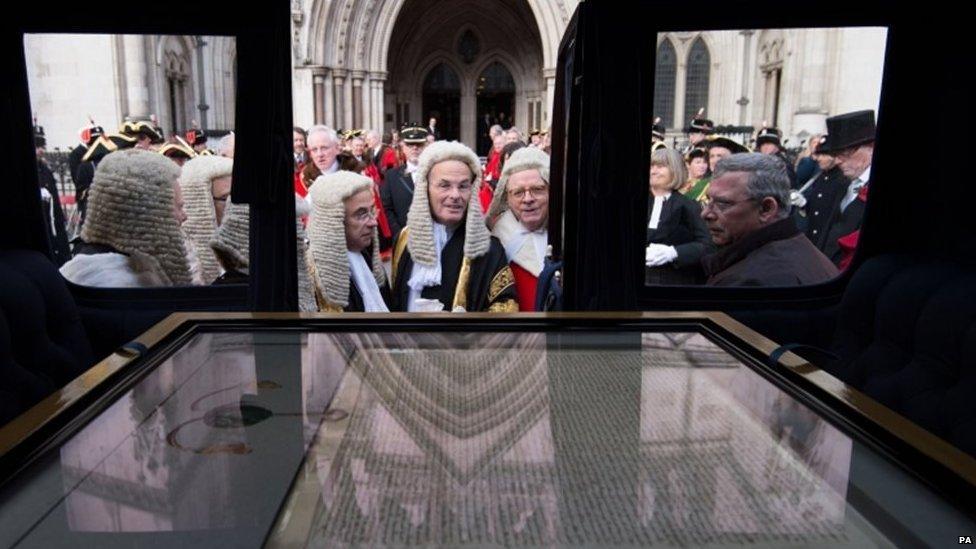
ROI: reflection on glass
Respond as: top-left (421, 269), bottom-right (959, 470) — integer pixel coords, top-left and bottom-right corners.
top-left (4, 330), bottom-right (971, 547)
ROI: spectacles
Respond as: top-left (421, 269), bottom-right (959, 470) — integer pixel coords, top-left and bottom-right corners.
top-left (351, 206), bottom-right (378, 222)
top-left (701, 196), bottom-right (758, 213)
top-left (507, 184), bottom-right (548, 200)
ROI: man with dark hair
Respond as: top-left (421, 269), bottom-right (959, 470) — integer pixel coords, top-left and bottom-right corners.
top-left (701, 153), bottom-right (837, 286)
top-left (380, 124), bottom-right (429, 241)
top-left (755, 123), bottom-right (797, 188)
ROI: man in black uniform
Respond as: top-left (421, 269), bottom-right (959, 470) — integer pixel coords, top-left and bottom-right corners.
top-left (755, 124), bottom-right (798, 188)
top-left (68, 120), bottom-right (104, 182)
top-left (380, 125), bottom-right (428, 241)
top-left (797, 135), bottom-right (849, 251)
top-left (391, 141), bottom-right (518, 312)
top-left (33, 125), bottom-right (71, 265)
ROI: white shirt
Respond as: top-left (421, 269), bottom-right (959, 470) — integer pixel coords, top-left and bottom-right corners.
top-left (840, 165), bottom-right (870, 212)
top-left (323, 160), bottom-right (339, 174)
top-left (647, 192), bottom-right (671, 230)
top-left (406, 223), bottom-right (454, 312)
top-left (405, 161), bottom-right (419, 175)
top-left (348, 251), bottom-right (388, 312)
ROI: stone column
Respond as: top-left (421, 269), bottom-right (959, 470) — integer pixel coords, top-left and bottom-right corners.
top-left (122, 34), bottom-right (150, 118)
top-left (323, 68), bottom-right (334, 127)
top-left (737, 30), bottom-right (755, 126)
top-left (792, 28), bottom-right (829, 137)
top-left (332, 68), bottom-right (347, 129)
top-left (543, 68), bottom-right (556, 129)
top-left (312, 69), bottom-right (326, 124)
top-left (371, 72), bottom-right (387, 132)
top-left (461, 85), bottom-right (476, 148)
top-left (674, 56), bottom-right (687, 130)
top-left (351, 70), bottom-right (365, 128)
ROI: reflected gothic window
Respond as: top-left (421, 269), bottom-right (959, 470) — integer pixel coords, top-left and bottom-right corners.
top-left (683, 37), bottom-right (710, 128)
top-left (654, 39), bottom-right (676, 128)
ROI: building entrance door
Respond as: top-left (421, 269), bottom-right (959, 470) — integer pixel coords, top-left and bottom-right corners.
top-left (422, 63), bottom-right (461, 141)
top-left (475, 61), bottom-right (516, 155)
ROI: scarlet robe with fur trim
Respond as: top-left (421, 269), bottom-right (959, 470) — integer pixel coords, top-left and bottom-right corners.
top-left (491, 210), bottom-right (547, 311)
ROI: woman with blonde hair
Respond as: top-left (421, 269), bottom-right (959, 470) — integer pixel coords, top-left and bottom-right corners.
top-left (645, 148), bottom-right (713, 285)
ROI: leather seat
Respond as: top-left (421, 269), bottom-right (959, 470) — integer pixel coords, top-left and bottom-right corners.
top-left (0, 250), bottom-right (94, 424)
top-left (826, 254), bottom-right (976, 456)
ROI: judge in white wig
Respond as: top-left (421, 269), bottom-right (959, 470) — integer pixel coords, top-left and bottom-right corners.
top-left (487, 146), bottom-right (550, 311)
top-left (60, 148), bottom-right (193, 287)
top-left (307, 170), bottom-right (391, 312)
top-left (179, 154), bottom-right (233, 284)
top-left (209, 198), bottom-right (318, 311)
top-left (390, 140), bottom-right (518, 312)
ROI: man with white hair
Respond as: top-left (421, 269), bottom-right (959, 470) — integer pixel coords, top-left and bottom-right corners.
top-left (487, 147), bottom-right (550, 311)
top-left (180, 155), bottom-right (234, 284)
top-left (307, 171), bottom-right (391, 312)
top-left (391, 141), bottom-right (518, 312)
top-left (307, 125), bottom-right (341, 176)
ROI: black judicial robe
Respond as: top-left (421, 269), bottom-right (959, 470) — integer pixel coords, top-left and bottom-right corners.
top-left (313, 248), bottom-right (393, 312)
top-left (390, 224), bottom-right (518, 312)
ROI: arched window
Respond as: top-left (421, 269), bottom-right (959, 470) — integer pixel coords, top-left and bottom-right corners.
top-left (162, 38), bottom-right (193, 134)
top-left (654, 39), bottom-right (677, 128)
top-left (423, 63), bottom-right (461, 93)
top-left (683, 38), bottom-right (710, 129)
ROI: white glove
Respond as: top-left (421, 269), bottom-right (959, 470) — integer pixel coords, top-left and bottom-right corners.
top-left (645, 244), bottom-right (678, 267)
top-left (789, 190), bottom-right (807, 208)
top-left (412, 298), bottom-right (446, 312)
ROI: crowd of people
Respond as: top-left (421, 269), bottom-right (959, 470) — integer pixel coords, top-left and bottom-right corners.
top-left (646, 109), bottom-right (875, 285)
top-left (32, 105), bottom-right (874, 312)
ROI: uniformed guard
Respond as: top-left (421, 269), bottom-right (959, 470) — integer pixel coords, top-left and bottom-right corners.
top-left (684, 108), bottom-right (716, 153)
top-left (794, 135), bottom-right (849, 250)
top-left (755, 122), bottom-right (798, 188)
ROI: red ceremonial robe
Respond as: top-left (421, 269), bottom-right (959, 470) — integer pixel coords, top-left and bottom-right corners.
top-left (490, 210), bottom-right (547, 311)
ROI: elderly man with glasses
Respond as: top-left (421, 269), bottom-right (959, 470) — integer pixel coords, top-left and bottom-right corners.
top-left (487, 147), bottom-right (551, 310)
top-left (700, 153), bottom-right (838, 286)
top-left (306, 171), bottom-right (391, 312)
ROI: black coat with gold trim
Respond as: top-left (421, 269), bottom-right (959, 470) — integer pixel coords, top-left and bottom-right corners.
top-left (390, 224), bottom-right (518, 312)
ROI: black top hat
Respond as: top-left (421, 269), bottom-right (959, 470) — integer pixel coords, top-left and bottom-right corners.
top-left (755, 125), bottom-right (783, 148)
top-left (652, 117), bottom-right (666, 140)
top-left (120, 119), bottom-right (164, 144)
top-left (400, 124), bottom-right (429, 143)
top-left (817, 110), bottom-right (876, 154)
top-left (704, 135), bottom-right (750, 154)
top-left (685, 146), bottom-right (708, 161)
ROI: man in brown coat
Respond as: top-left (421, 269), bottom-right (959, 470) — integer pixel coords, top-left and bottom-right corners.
top-left (701, 153), bottom-right (838, 286)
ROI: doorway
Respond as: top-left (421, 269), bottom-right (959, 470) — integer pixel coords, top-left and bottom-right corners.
top-left (422, 63), bottom-right (461, 141)
top-left (475, 61), bottom-right (515, 155)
